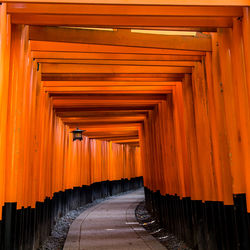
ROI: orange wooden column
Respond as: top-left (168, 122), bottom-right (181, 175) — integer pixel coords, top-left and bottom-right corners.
top-left (243, 7), bottom-right (250, 100)
top-left (160, 96), bottom-right (178, 196)
top-left (205, 45), bottom-right (233, 204)
top-left (182, 74), bottom-right (202, 200)
top-left (173, 83), bottom-right (192, 198)
top-left (231, 18), bottom-right (250, 212)
top-left (0, 3), bottom-right (11, 219)
top-left (242, 7), bottom-right (250, 212)
top-left (217, 28), bottom-right (246, 205)
top-left (141, 110), bottom-right (154, 191)
top-left (157, 101), bottom-right (168, 195)
top-left (5, 24), bottom-right (30, 208)
top-left (191, 61), bottom-right (216, 202)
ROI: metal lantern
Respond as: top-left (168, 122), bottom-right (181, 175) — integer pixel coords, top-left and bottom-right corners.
top-left (71, 128), bottom-right (85, 141)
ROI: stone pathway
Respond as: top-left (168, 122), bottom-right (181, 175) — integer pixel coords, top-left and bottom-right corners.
top-left (64, 189), bottom-right (166, 250)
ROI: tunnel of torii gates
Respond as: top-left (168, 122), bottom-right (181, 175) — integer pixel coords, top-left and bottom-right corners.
top-left (0, 0), bottom-right (250, 249)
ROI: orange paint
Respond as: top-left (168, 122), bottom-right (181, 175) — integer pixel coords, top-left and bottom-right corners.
top-left (1, 3), bottom-right (250, 219)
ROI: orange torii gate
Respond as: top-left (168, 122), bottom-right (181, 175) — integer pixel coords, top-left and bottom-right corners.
top-left (0, 1), bottom-right (250, 249)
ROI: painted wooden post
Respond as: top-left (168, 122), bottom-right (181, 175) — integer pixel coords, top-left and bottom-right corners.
top-left (182, 74), bottom-right (203, 201)
top-left (0, 3), bottom-right (10, 220)
top-left (191, 61), bottom-right (216, 202)
top-left (217, 28), bottom-right (246, 203)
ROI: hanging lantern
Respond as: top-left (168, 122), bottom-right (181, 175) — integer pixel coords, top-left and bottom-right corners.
top-left (71, 128), bottom-right (85, 141)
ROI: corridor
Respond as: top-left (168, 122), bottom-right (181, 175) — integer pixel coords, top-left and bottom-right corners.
top-left (64, 189), bottom-right (165, 250)
top-left (1, 1), bottom-right (250, 250)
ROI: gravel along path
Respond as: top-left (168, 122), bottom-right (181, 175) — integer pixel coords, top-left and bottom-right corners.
top-left (39, 189), bottom-right (140, 250)
top-left (38, 199), bottom-right (104, 250)
top-left (135, 201), bottom-right (193, 250)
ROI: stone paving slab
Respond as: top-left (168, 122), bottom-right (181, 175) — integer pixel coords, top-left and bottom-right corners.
top-left (64, 189), bottom-right (166, 250)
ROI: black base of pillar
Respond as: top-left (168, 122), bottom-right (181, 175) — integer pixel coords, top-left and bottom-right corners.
top-left (144, 187), bottom-right (250, 250)
top-left (0, 177), bottom-right (143, 250)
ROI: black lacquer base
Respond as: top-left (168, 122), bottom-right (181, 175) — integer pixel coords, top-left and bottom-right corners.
top-left (144, 187), bottom-right (250, 250)
top-left (0, 177), bottom-right (143, 250)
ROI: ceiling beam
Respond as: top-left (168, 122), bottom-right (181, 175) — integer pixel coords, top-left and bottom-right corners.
top-left (13, 14), bottom-right (232, 28)
top-left (2, 0), bottom-right (249, 7)
top-left (70, 124), bottom-right (141, 131)
top-left (55, 110), bottom-right (148, 117)
top-left (42, 81), bottom-right (178, 86)
top-left (88, 136), bottom-right (139, 140)
top-left (37, 59), bottom-right (196, 66)
top-left (7, 4), bottom-right (243, 17)
top-left (52, 100), bottom-right (160, 108)
top-left (44, 87), bottom-right (173, 94)
top-left (61, 116), bottom-right (145, 123)
top-left (29, 26), bottom-right (212, 51)
top-left (66, 121), bottom-right (143, 126)
top-left (33, 51), bottom-right (202, 61)
top-left (42, 73), bottom-right (184, 81)
top-left (31, 41), bottom-right (205, 55)
top-left (54, 106), bottom-right (155, 112)
top-left (42, 64), bottom-right (192, 74)
top-left (51, 93), bottom-right (166, 100)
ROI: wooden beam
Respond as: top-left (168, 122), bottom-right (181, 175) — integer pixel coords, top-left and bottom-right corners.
top-left (29, 26), bottom-right (212, 51)
top-left (66, 121), bottom-right (143, 126)
top-left (71, 124), bottom-right (140, 131)
top-left (51, 93), bottom-right (166, 100)
top-left (31, 41), bottom-right (205, 55)
top-left (42, 73), bottom-right (184, 81)
top-left (85, 130), bottom-right (138, 135)
top-left (55, 110), bottom-right (148, 117)
top-left (55, 106), bottom-right (155, 112)
top-left (42, 64), bottom-right (192, 74)
top-left (13, 14), bottom-right (233, 28)
top-left (61, 116), bottom-right (145, 123)
top-left (33, 51), bottom-right (202, 61)
top-left (2, 0), bottom-right (250, 7)
top-left (43, 86), bottom-right (173, 94)
top-left (88, 136), bottom-right (139, 140)
top-left (42, 81), bottom-right (178, 86)
top-left (57, 111), bottom-right (148, 119)
top-left (52, 99), bottom-right (160, 108)
top-left (112, 139), bottom-right (139, 143)
top-left (38, 59), bottom-right (196, 66)
top-left (7, 4), bottom-right (243, 17)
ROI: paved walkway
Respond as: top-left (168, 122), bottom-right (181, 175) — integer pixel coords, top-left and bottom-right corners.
top-left (64, 189), bottom-right (166, 250)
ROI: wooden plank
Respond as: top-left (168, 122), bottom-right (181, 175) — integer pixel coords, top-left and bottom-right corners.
top-left (3, 0), bottom-right (250, 7)
top-left (68, 123), bottom-right (140, 130)
top-left (86, 136), bottom-right (139, 140)
top-left (55, 106), bottom-right (155, 112)
top-left (30, 41), bottom-right (206, 55)
top-left (61, 116), bottom-right (145, 122)
top-left (43, 86), bottom-right (173, 94)
top-left (112, 139), bottom-right (139, 143)
top-left (38, 59), bottom-right (196, 66)
top-left (42, 81), bottom-right (178, 86)
top-left (42, 75), bottom-right (183, 81)
top-left (42, 63), bottom-right (192, 73)
top-left (33, 51), bottom-right (202, 61)
top-left (66, 121), bottom-right (143, 126)
top-left (88, 136), bottom-right (139, 140)
top-left (52, 99), bottom-right (160, 108)
top-left (51, 93), bottom-right (165, 99)
top-left (56, 110), bottom-right (148, 117)
top-left (12, 14), bottom-right (233, 28)
top-left (29, 26), bottom-right (212, 51)
top-left (7, 3), bottom-right (243, 17)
